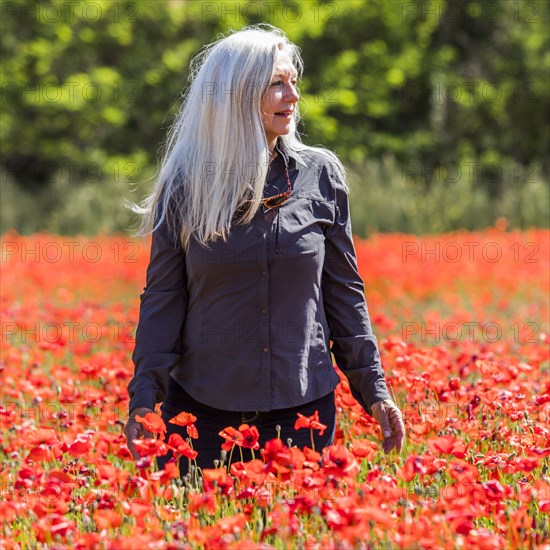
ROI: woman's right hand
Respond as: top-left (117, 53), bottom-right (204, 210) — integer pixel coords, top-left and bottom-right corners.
top-left (124, 407), bottom-right (155, 460)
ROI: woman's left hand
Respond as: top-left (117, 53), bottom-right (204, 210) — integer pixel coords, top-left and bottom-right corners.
top-left (370, 399), bottom-right (406, 454)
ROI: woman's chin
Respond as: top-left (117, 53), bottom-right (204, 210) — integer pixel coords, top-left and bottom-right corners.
top-left (275, 124), bottom-right (293, 136)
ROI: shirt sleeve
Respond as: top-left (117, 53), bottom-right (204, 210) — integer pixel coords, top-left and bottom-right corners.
top-left (321, 167), bottom-right (392, 416)
top-left (127, 210), bottom-right (189, 414)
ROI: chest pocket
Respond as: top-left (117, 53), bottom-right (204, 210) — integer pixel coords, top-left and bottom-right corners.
top-left (276, 197), bottom-right (334, 258)
top-left (188, 222), bottom-right (262, 267)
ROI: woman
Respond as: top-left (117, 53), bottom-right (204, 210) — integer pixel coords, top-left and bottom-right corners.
top-left (124, 24), bottom-right (405, 475)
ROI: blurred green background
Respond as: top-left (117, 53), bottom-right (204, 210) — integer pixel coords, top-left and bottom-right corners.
top-left (1, 0), bottom-right (548, 237)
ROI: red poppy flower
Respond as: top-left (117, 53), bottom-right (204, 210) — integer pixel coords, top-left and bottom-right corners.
top-left (168, 411), bottom-right (197, 426)
top-left (349, 438), bottom-right (379, 460)
top-left (33, 514), bottom-right (76, 543)
top-left (448, 459), bottom-right (479, 483)
top-left (188, 491), bottom-right (216, 514)
top-left (238, 424), bottom-right (260, 450)
top-left (230, 459), bottom-right (267, 485)
top-left (322, 445), bottom-right (359, 478)
top-left (186, 423), bottom-right (199, 439)
top-left (93, 509), bottom-right (123, 530)
top-left (23, 428), bottom-right (59, 448)
top-left (403, 455), bottom-right (428, 481)
top-left (167, 433), bottom-right (198, 460)
top-left (27, 444), bottom-right (61, 462)
top-left (216, 512), bottom-right (247, 534)
top-left (202, 468), bottom-right (234, 495)
top-left (303, 447), bottom-right (322, 470)
top-left (261, 438), bottom-right (294, 478)
top-left (135, 412), bottom-right (167, 440)
top-left (294, 410), bottom-right (327, 436)
top-left (133, 438), bottom-right (170, 457)
top-left (514, 456), bottom-right (540, 472)
top-left (482, 480), bottom-right (508, 502)
top-left (150, 460), bottom-right (181, 483)
top-left (427, 434), bottom-right (468, 456)
top-left (68, 433), bottom-right (94, 457)
top-left (219, 426), bottom-right (243, 451)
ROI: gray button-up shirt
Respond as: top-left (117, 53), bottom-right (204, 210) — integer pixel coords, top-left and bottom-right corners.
top-left (128, 139), bottom-right (392, 416)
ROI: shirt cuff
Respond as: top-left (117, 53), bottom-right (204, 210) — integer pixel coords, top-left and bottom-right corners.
top-left (128, 393), bottom-right (157, 416)
top-left (347, 376), bottom-right (392, 417)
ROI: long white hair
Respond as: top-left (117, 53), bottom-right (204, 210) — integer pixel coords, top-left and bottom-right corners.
top-left (128, 23), bottom-right (346, 251)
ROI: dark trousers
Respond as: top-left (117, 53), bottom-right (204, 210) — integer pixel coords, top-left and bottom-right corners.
top-left (156, 377), bottom-right (336, 476)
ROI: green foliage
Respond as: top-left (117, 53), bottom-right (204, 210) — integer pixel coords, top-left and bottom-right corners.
top-left (347, 155), bottom-right (549, 236)
top-left (1, 0), bottom-right (548, 235)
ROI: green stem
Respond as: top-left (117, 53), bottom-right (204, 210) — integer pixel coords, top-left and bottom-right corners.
top-left (187, 437), bottom-right (199, 487)
top-left (227, 445), bottom-right (235, 471)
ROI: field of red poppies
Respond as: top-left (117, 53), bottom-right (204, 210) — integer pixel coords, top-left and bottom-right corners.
top-left (1, 227), bottom-right (549, 549)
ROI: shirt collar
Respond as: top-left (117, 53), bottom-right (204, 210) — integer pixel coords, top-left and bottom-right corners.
top-left (275, 137), bottom-right (308, 169)
top-left (266, 138), bottom-right (308, 184)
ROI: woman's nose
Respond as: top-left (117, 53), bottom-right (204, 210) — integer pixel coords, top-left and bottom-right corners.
top-left (285, 83), bottom-right (300, 102)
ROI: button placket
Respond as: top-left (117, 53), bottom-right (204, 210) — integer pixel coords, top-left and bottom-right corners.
top-left (258, 210), bottom-right (271, 407)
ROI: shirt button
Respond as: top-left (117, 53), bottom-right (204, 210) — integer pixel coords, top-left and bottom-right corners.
top-left (263, 347), bottom-right (269, 353)
top-left (261, 308), bottom-right (267, 314)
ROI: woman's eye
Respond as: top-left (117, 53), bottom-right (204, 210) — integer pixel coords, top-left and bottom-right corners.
top-left (269, 79), bottom-right (299, 89)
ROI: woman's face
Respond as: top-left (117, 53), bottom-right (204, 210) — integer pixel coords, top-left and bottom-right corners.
top-left (261, 52), bottom-right (300, 150)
